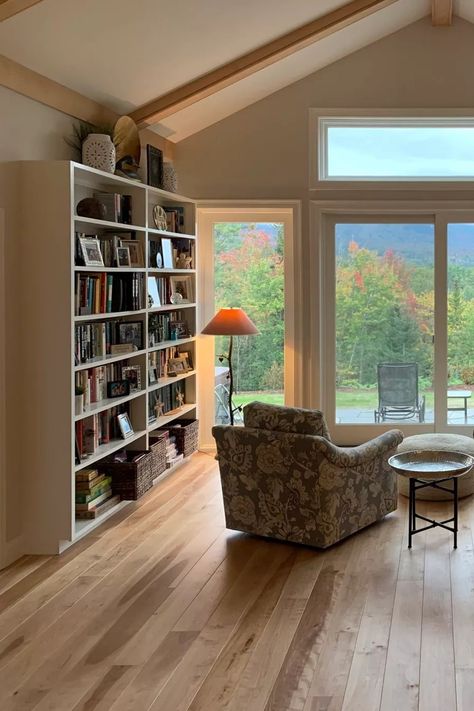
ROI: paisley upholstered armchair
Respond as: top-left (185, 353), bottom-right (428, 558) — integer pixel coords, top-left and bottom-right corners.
top-left (213, 402), bottom-right (403, 548)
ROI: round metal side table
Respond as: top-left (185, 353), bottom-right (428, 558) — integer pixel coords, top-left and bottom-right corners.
top-left (389, 450), bottom-right (474, 549)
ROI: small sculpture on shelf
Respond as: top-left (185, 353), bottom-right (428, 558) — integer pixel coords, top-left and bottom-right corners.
top-left (154, 399), bottom-right (165, 419)
top-left (176, 388), bottom-right (185, 409)
top-left (176, 252), bottom-right (193, 269)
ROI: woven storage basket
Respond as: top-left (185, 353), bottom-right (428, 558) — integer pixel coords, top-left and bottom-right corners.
top-left (149, 434), bottom-right (167, 480)
top-left (99, 449), bottom-right (154, 501)
top-left (166, 419), bottom-right (199, 458)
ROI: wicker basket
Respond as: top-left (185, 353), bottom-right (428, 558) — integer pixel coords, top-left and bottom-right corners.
top-left (165, 419), bottom-right (199, 458)
top-left (99, 449), bottom-right (154, 501)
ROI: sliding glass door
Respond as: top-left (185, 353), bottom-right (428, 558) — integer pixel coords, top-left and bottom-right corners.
top-left (321, 211), bottom-right (474, 442)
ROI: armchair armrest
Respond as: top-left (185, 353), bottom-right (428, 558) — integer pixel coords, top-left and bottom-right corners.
top-left (312, 429), bottom-right (403, 467)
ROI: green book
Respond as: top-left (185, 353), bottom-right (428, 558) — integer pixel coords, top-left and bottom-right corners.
top-left (75, 477), bottom-right (112, 503)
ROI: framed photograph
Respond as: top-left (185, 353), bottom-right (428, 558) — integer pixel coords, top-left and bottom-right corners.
top-left (119, 321), bottom-right (143, 349)
top-left (115, 246), bottom-right (131, 267)
top-left (80, 237), bottom-right (104, 267)
top-left (121, 240), bottom-right (144, 268)
top-left (167, 357), bottom-right (186, 376)
top-left (107, 380), bottom-right (130, 398)
top-left (170, 275), bottom-right (193, 303)
top-left (146, 145), bottom-right (163, 188)
top-left (148, 365), bottom-right (157, 384)
top-left (177, 351), bottom-right (193, 371)
top-left (161, 238), bottom-right (174, 268)
top-left (148, 276), bottom-right (161, 308)
top-left (117, 412), bottom-right (134, 439)
top-left (170, 321), bottom-right (189, 340)
top-left (122, 365), bottom-right (141, 391)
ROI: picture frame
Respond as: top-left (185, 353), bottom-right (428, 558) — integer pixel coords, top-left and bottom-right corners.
top-left (147, 276), bottom-right (161, 308)
top-left (118, 321), bottom-right (143, 349)
top-left (121, 240), bottom-right (144, 268)
top-left (161, 238), bottom-right (174, 268)
top-left (146, 144), bottom-right (163, 188)
top-left (177, 351), bottom-right (193, 371)
top-left (169, 321), bottom-right (189, 340)
top-left (107, 380), bottom-right (130, 398)
top-left (170, 275), bottom-right (193, 303)
top-left (122, 365), bottom-right (141, 391)
top-left (80, 237), bottom-right (104, 267)
top-left (115, 245), bottom-right (131, 267)
top-left (167, 357), bottom-right (186, 376)
top-left (148, 365), bottom-right (157, 384)
top-left (117, 412), bottom-right (134, 439)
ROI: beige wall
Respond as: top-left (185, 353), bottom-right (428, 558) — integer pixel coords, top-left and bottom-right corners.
top-left (176, 17), bottom-right (474, 200)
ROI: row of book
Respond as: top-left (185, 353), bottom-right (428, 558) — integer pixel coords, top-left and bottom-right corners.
top-left (75, 361), bottom-right (141, 405)
top-left (93, 192), bottom-right (133, 224)
top-left (157, 431), bottom-right (184, 469)
top-left (75, 273), bottom-right (145, 315)
top-left (75, 406), bottom-right (128, 460)
top-left (148, 310), bottom-right (191, 345)
top-left (75, 320), bottom-right (143, 364)
top-left (148, 382), bottom-right (185, 422)
top-left (75, 468), bottom-right (120, 520)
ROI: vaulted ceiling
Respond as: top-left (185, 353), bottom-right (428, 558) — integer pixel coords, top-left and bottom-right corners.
top-left (0, 0), bottom-right (467, 141)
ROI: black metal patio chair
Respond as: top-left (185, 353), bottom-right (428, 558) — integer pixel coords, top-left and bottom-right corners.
top-left (374, 362), bottom-right (425, 423)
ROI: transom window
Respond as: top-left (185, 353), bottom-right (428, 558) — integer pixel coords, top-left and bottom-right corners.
top-left (318, 117), bottom-right (474, 181)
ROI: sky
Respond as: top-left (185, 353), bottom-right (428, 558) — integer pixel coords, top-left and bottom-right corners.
top-left (327, 127), bottom-right (474, 177)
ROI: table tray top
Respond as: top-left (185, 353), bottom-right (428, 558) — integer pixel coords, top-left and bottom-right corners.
top-left (389, 450), bottom-right (474, 479)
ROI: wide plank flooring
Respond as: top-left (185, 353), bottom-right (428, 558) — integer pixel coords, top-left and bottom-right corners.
top-left (0, 452), bottom-right (473, 710)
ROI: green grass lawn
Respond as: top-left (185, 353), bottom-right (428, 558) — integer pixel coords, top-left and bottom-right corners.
top-left (233, 389), bottom-right (437, 410)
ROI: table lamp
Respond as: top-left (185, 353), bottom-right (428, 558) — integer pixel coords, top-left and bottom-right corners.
top-left (202, 307), bottom-right (259, 425)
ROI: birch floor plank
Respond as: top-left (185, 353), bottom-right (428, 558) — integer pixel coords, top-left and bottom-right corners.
top-left (1, 453), bottom-right (473, 711)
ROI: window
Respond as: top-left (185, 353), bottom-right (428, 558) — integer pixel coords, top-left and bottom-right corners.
top-left (317, 117), bottom-right (474, 181)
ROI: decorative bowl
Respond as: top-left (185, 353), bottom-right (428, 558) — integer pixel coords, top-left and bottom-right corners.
top-left (388, 450), bottom-right (474, 479)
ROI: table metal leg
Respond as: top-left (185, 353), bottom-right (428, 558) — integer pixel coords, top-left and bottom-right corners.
top-left (408, 478), bottom-right (414, 548)
top-left (454, 476), bottom-right (458, 549)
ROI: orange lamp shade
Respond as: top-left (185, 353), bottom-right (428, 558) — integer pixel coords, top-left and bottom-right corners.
top-left (201, 308), bottom-right (259, 336)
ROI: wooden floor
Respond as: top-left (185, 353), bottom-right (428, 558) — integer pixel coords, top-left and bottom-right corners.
top-left (0, 453), bottom-right (473, 711)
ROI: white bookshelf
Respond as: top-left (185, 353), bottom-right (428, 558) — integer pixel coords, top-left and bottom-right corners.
top-left (14, 161), bottom-right (198, 554)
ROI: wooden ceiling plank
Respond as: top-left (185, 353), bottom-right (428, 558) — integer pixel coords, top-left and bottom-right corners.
top-left (0, 0), bottom-right (45, 23)
top-left (432, 0), bottom-right (453, 26)
top-left (130, 0), bottom-right (399, 126)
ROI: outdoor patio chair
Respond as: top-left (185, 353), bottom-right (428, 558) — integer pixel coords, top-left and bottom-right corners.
top-left (374, 362), bottom-right (425, 423)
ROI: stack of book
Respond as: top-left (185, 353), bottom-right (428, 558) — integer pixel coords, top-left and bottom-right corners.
top-left (148, 310), bottom-right (190, 345)
top-left (75, 468), bottom-right (120, 519)
top-left (157, 431), bottom-right (184, 469)
top-left (75, 319), bottom-right (143, 363)
top-left (75, 273), bottom-right (144, 315)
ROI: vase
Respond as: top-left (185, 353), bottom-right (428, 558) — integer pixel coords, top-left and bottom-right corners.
top-left (162, 162), bottom-right (178, 193)
top-left (82, 133), bottom-right (116, 174)
top-left (75, 394), bottom-right (84, 416)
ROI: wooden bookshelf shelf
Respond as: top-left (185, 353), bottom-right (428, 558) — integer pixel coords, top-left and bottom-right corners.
top-left (75, 389), bottom-right (146, 421)
top-left (75, 309), bottom-right (147, 322)
top-left (148, 403), bottom-right (197, 430)
top-left (74, 348), bottom-right (147, 372)
top-left (11, 161), bottom-right (198, 554)
top-left (74, 429), bottom-right (147, 472)
top-left (149, 371), bottom-right (196, 392)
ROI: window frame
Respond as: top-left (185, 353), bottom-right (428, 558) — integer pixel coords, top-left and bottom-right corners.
top-left (310, 109), bottom-right (474, 190)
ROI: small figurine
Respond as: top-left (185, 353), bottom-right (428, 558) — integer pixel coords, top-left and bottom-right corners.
top-left (176, 389), bottom-right (185, 408)
top-left (154, 399), bottom-right (165, 419)
top-left (176, 252), bottom-right (193, 269)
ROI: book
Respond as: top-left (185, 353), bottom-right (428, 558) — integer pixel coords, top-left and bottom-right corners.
top-left (75, 472), bottom-right (108, 491)
top-left (75, 489), bottom-right (112, 511)
top-left (75, 494), bottom-right (121, 520)
top-left (75, 476), bottom-right (112, 501)
top-left (75, 468), bottom-right (99, 483)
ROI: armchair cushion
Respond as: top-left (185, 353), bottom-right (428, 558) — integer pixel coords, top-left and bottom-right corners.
top-left (243, 401), bottom-right (330, 439)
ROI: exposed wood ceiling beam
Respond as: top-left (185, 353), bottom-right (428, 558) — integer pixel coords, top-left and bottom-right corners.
top-left (0, 0), bottom-right (45, 22)
top-left (130, 0), bottom-right (399, 126)
top-left (0, 54), bottom-right (174, 158)
top-left (432, 0), bottom-right (453, 26)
